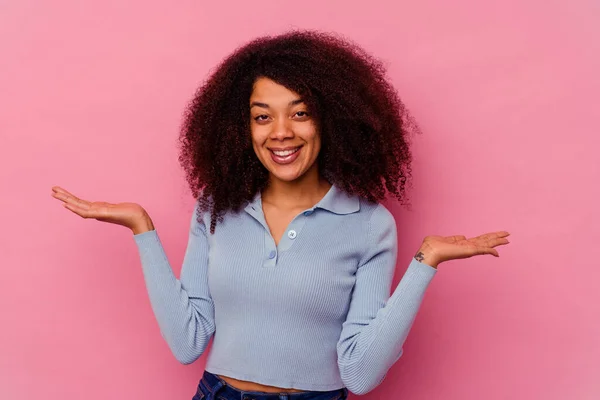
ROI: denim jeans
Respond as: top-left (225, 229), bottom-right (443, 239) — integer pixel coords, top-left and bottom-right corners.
top-left (192, 370), bottom-right (349, 400)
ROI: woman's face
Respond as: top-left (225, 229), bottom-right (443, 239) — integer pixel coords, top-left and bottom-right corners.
top-left (249, 77), bottom-right (321, 184)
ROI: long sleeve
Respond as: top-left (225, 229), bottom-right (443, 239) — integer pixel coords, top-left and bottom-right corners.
top-left (336, 205), bottom-right (437, 395)
top-left (132, 202), bottom-right (215, 364)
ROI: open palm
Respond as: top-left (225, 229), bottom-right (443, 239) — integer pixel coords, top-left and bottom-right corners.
top-left (421, 231), bottom-right (510, 265)
top-left (51, 186), bottom-right (147, 230)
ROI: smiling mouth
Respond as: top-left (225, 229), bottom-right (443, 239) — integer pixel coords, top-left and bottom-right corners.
top-left (271, 147), bottom-right (300, 157)
top-left (269, 146), bottom-right (302, 164)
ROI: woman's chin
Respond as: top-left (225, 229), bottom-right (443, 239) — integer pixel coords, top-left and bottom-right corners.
top-left (268, 168), bottom-right (305, 183)
top-left (270, 174), bottom-right (302, 183)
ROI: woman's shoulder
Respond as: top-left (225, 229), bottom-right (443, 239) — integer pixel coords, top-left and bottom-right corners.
top-left (357, 198), bottom-right (396, 225)
top-left (188, 196), bottom-right (214, 232)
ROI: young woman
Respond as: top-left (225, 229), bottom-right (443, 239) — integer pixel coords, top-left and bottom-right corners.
top-left (51, 30), bottom-right (510, 399)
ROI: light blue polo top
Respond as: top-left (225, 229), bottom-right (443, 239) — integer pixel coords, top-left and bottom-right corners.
top-left (133, 184), bottom-right (437, 395)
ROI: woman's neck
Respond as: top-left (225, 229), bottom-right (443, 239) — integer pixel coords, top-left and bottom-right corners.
top-left (261, 170), bottom-right (331, 211)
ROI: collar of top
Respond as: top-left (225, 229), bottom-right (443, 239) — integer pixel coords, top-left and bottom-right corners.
top-left (244, 183), bottom-right (360, 216)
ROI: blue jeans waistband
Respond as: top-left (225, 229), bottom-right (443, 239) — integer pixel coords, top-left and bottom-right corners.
top-left (196, 370), bottom-right (348, 400)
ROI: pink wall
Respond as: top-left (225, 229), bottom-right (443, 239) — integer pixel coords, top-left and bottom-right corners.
top-left (1, 0), bottom-right (598, 398)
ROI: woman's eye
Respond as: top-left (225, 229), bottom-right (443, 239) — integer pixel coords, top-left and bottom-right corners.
top-left (254, 115), bottom-right (269, 122)
top-left (294, 111), bottom-right (309, 118)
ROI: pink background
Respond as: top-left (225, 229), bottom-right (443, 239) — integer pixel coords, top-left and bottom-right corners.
top-left (1, 0), bottom-right (599, 399)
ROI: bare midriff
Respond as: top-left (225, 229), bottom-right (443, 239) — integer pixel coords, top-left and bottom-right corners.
top-left (216, 374), bottom-right (306, 393)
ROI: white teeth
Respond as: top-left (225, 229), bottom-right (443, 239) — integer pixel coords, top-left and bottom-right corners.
top-left (272, 148), bottom-right (299, 157)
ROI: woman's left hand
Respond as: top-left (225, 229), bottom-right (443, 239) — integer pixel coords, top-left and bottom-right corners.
top-left (415, 231), bottom-right (510, 268)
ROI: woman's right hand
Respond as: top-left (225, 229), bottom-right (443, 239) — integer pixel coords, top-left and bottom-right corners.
top-left (51, 186), bottom-right (155, 234)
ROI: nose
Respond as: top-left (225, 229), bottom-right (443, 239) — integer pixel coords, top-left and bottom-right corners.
top-left (269, 116), bottom-right (294, 141)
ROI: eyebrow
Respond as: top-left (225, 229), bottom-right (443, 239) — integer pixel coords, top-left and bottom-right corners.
top-left (250, 99), bottom-right (305, 109)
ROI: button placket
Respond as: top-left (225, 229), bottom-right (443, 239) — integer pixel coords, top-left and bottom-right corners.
top-left (256, 205), bottom-right (311, 266)
top-left (277, 213), bottom-right (307, 252)
top-left (263, 229), bottom-right (277, 268)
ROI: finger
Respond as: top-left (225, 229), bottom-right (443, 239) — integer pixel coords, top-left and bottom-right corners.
top-left (486, 237), bottom-right (510, 247)
top-left (63, 202), bottom-right (92, 218)
top-left (63, 195), bottom-right (91, 210)
top-left (494, 231), bottom-right (510, 238)
top-left (51, 191), bottom-right (71, 203)
top-left (52, 186), bottom-right (76, 197)
top-left (469, 232), bottom-right (510, 244)
top-left (476, 246), bottom-right (499, 257)
top-left (477, 237), bottom-right (510, 249)
top-left (51, 186), bottom-right (84, 202)
top-left (472, 231), bottom-right (510, 241)
top-left (493, 238), bottom-right (510, 246)
top-left (68, 200), bottom-right (109, 218)
top-left (53, 191), bottom-right (91, 208)
top-left (70, 196), bottom-right (91, 209)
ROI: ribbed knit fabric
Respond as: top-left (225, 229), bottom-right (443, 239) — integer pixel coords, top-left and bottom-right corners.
top-left (133, 184), bottom-right (436, 395)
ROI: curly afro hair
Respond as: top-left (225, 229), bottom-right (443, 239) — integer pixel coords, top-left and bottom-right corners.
top-left (178, 30), bottom-right (420, 233)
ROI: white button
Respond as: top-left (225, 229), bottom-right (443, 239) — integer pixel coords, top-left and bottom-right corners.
top-left (287, 230), bottom-right (297, 239)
